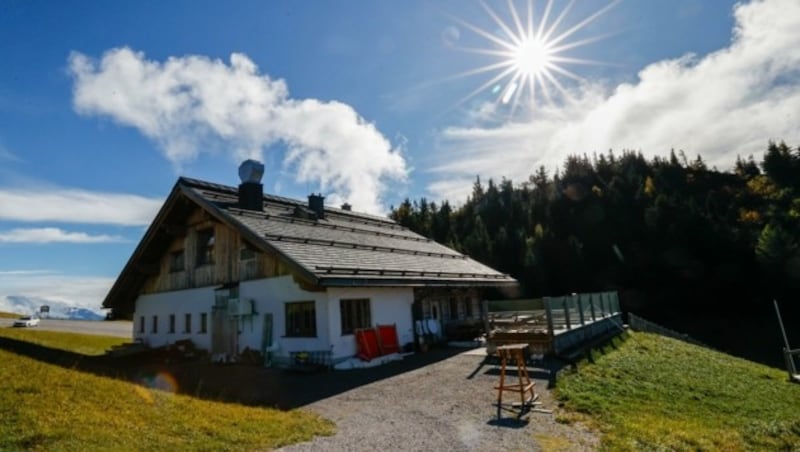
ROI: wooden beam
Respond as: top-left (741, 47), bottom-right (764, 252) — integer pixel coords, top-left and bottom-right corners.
top-left (297, 279), bottom-right (326, 293)
top-left (134, 262), bottom-right (160, 276)
top-left (160, 224), bottom-right (185, 237)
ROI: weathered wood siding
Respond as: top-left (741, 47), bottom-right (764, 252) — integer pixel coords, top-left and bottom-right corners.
top-left (142, 208), bottom-right (291, 294)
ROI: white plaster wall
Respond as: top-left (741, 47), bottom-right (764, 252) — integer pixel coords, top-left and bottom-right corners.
top-left (238, 275), bottom-right (330, 357)
top-left (134, 286), bottom-right (215, 350)
top-left (326, 287), bottom-right (414, 359)
top-left (133, 277), bottom-right (413, 362)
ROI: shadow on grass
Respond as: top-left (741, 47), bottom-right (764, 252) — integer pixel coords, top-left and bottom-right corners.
top-left (581, 330), bottom-right (629, 365)
top-left (0, 335), bottom-right (462, 410)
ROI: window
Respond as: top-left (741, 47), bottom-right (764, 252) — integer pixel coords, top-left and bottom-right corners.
top-left (240, 242), bottom-right (257, 261)
top-left (169, 250), bottom-right (185, 272)
top-left (200, 313), bottom-right (207, 334)
top-left (168, 314), bottom-right (175, 334)
top-left (340, 298), bottom-right (371, 335)
top-left (184, 313), bottom-right (192, 333)
top-left (139, 316), bottom-right (145, 333)
top-left (214, 286), bottom-right (239, 308)
top-left (152, 315), bottom-right (158, 334)
top-left (286, 301), bottom-right (317, 337)
top-left (196, 229), bottom-right (215, 266)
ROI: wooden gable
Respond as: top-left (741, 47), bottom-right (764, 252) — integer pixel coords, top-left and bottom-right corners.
top-left (141, 206), bottom-right (300, 294)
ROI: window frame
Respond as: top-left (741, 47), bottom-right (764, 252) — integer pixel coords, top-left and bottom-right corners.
top-left (196, 228), bottom-right (215, 267)
top-left (285, 301), bottom-right (317, 337)
top-left (340, 298), bottom-right (371, 335)
top-left (239, 242), bottom-right (257, 261)
top-left (168, 314), bottom-right (175, 334)
top-left (152, 315), bottom-right (158, 334)
top-left (184, 313), bottom-right (192, 334)
top-left (199, 312), bottom-right (208, 334)
top-left (168, 250), bottom-right (185, 273)
top-left (139, 316), bottom-right (145, 333)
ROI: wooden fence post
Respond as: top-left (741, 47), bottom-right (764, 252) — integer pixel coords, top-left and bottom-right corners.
top-left (576, 294), bottom-right (585, 325)
top-left (544, 297), bottom-right (554, 336)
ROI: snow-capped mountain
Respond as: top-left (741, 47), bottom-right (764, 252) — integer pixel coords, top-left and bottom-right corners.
top-left (1, 295), bottom-right (105, 320)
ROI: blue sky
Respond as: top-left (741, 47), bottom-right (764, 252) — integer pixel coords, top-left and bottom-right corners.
top-left (1, 0), bottom-right (799, 313)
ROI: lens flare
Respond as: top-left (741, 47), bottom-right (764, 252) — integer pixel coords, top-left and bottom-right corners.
top-left (135, 371), bottom-right (180, 403)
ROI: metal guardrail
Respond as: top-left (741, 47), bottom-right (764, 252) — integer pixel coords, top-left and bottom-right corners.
top-left (484, 291), bottom-right (623, 356)
top-left (628, 313), bottom-right (707, 348)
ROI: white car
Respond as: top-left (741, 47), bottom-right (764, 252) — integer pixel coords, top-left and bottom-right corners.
top-left (13, 316), bottom-right (40, 327)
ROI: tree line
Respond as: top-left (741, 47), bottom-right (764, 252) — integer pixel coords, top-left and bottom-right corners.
top-left (390, 142), bottom-right (800, 363)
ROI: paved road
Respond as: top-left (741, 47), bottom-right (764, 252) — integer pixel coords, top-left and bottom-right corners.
top-left (0, 318), bottom-right (132, 338)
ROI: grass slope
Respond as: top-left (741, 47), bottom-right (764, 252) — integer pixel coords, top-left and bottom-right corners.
top-left (0, 328), bottom-right (334, 451)
top-left (0, 311), bottom-right (21, 319)
top-left (0, 328), bottom-right (128, 355)
top-left (557, 332), bottom-right (800, 450)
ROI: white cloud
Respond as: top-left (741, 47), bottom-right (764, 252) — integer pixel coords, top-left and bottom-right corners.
top-left (0, 270), bottom-right (55, 276)
top-left (0, 271), bottom-right (112, 314)
top-left (0, 227), bottom-right (126, 244)
top-left (0, 187), bottom-right (161, 226)
top-left (432, 0), bottom-right (800, 202)
top-left (69, 48), bottom-right (408, 213)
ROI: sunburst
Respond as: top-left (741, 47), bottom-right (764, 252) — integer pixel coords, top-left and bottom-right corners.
top-left (450, 0), bottom-right (619, 115)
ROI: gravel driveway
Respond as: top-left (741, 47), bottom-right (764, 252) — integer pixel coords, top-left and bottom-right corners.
top-left (280, 348), bottom-right (598, 451)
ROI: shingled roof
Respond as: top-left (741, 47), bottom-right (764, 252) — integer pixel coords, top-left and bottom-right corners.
top-left (103, 177), bottom-right (517, 314)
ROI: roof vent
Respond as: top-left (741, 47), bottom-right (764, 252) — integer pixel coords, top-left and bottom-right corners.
top-left (340, 203), bottom-right (352, 211)
top-left (238, 160), bottom-right (264, 211)
top-left (308, 193), bottom-right (325, 219)
top-left (239, 159), bottom-right (264, 183)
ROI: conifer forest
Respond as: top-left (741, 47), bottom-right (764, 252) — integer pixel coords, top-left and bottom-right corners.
top-left (391, 142), bottom-right (800, 366)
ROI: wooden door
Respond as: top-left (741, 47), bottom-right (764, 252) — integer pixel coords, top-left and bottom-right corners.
top-left (211, 306), bottom-right (237, 356)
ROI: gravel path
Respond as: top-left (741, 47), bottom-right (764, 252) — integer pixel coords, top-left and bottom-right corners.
top-left (280, 348), bottom-right (598, 451)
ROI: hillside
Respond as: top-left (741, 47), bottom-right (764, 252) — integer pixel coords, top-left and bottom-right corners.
top-left (556, 332), bottom-right (800, 450)
top-left (0, 328), bottom-right (333, 450)
top-left (390, 143), bottom-right (800, 366)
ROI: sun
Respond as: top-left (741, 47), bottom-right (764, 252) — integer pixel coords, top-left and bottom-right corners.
top-left (511, 36), bottom-right (553, 77)
top-left (449, 0), bottom-right (619, 115)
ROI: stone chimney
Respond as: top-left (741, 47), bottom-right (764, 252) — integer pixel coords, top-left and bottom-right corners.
top-left (238, 160), bottom-right (264, 211)
top-left (308, 193), bottom-right (325, 219)
top-left (340, 203), bottom-right (352, 211)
